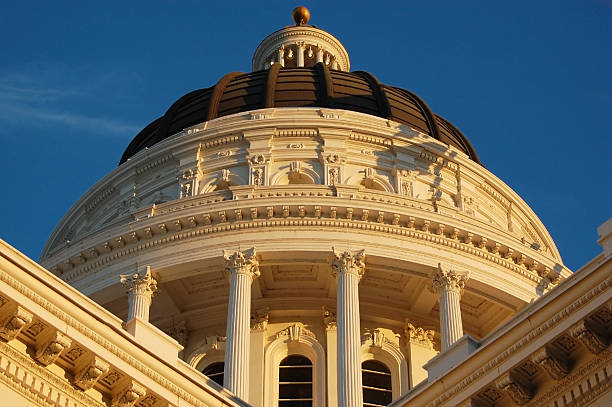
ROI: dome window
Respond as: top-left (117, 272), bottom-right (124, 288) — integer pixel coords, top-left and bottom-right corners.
top-left (362, 360), bottom-right (392, 406)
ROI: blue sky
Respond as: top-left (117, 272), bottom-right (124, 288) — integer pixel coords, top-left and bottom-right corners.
top-left (0, 1), bottom-right (610, 271)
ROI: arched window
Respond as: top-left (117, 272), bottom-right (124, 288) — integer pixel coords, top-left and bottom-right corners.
top-left (279, 355), bottom-right (313, 406)
top-left (202, 362), bottom-right (224, 386)
top-left (362, 360), bottom-right (392, 406)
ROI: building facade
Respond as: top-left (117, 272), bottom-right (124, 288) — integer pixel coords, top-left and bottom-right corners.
top-left (0, 7), bottom-right (610, 407)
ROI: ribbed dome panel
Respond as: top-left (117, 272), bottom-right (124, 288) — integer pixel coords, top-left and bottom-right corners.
top-left (119, 63), bottom-right (480, 164)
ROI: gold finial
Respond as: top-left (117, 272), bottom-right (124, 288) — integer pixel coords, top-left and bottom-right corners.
top-left (292, 6), bottom-right (310, 26)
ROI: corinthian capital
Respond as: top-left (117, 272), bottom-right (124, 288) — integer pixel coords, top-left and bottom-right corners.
top-left (120, 266), bottom-right (159, 298)
top-left (331, 248), bottom-right (366, 279)
top-left (430, 263), bottom-right (469, 295)
top-left (223, 247), bottom-right (260, 279)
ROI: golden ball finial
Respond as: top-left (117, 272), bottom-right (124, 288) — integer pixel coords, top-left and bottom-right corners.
top-left (292, 6), bottom-right (310, 26)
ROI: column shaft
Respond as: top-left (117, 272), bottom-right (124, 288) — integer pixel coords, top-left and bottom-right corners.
top-left (224, 271), bottom-right (252, 398)
top-left (297, 44), bottom-right (305, 67)
top-left (222, 248), bottom-right (259, 401)
top-left (332, 248), bottom-right (366, 407)
top-left (337, 271), bottom-right (363, 406)
top-left (439, 289), bottom-right (464, 350)
top-left (316, 47), bottom-right (324, 63)
top-left (128, 294), bottom-right (151, 321)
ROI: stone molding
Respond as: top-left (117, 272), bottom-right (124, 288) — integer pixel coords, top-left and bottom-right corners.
top-left (52, 199), bottom-right (562, 293)
top-left (0, 245), bottom-right (249, 407)
top-left (42, 109), bottom-right (562, 268)
top-left (388, 269), bottom-right (612, 407)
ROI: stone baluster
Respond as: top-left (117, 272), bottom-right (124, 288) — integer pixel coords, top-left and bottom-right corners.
top-left (223, 248), bottom-right (260, 400)
top-left (120, 266), bottom-right (159, 322)
top-left (332, 248), bottom-right (366, 407)
top-left (430, 263), bottom-right (469, 351)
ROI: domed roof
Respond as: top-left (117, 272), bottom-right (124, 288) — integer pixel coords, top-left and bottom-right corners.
top-left (119, 63), bottom-right (480, 165)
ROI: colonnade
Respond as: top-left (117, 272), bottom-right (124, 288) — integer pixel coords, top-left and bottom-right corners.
top-left (121, 251), bottom-right (469, 403)
top-left (273, 44), bottom-right (339, 69)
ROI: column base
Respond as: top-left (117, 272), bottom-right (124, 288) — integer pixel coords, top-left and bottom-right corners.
top-left (124, 317), bottom-right (183, 363)
top-left (423, 335), bottom-right (479, 382)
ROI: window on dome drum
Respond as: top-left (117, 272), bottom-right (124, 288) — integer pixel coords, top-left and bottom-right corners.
top-left (202, 362), bottom-right (224, 386)
top-left (279, 355), bottom-right (313, 407)
top-left (362, 360), bottom-right (392, 406)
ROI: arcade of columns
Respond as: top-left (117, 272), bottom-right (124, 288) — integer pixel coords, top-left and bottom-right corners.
top-left (120, 249), bottom-right (469, 402)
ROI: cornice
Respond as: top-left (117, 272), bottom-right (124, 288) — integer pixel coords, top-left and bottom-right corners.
top-left (51, 197), bottom-right (563, 290)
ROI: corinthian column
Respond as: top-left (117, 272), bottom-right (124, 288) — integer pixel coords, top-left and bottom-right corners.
top-left (223, 248), bottom-right (260, 400)
top-left (430, 263), bottom-right (469, 351)
top-left (332, 248), bottom-right (366, 407)
top-left (120, 266), bottom-right (159, 321)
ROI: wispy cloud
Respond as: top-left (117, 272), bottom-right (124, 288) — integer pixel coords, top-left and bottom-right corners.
top-left (0, 70), bottom-right (141, 136)
top-left (0, 102), bottom-right (140, 135)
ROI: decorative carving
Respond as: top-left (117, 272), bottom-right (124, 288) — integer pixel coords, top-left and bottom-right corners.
top-left (287, 143), bottom-right (304, 149)
top-left (282, 205), bottom-right (290, 217)
top-left (251, 309), bottom-right (269, 331)
top-left (392, 213), bottom-right (400, 225)
top-left (218, 210), bottom-right (227, 223)
top-left (326, 153), bottom-right (340, 163)
top-left (251, 154), bottom-right (265, 164)
top-left (430, 263), bottom-right (469, 295)
top-left (24, 320), bottom-right (46, 338)
top-left (223, 247), bottom-right (260, 280)
top-left (110, 380), bottom-right (146, 407)
top-left (35, 330), bottom-right (72, 366)
top-left (120, 268), bottom-right (159, 300)
top-left (74, 356), bottom-right (110, 390)
top-left (376, 211), bottom-right (385, 223)
top-left (532, 346), bottom-right (570, 380)
top-left (266, 206), bottom-right (274, 218)
top-left (322, 307), bottom-right (336, 330)
top-left (179, 168), bottom-right (197, 198)
top-left (436, 223), bottom-right (445, 235)
top-left (330, 207), bottom-right (337, 219)
top-left (570, 320), bottom-right (607, 354)
top-left (252, 168), bottom-right (264, 186)
top-left (404, 321), bottom-right (435, 349)
top-left (276, 323), bottom-right (314, 342)
top-left (235, 209), bottom-right (243, 221)
top-left (361, 209), bottom-right (369, 221)
top-left (216, 150), bottom-right (232, 158)
top-left (120, 266), bottom-right (159, 321)
top-left (64, 346), bottom-right (86, 362)
top-left (0, 304), bottom-right (33, 341)
top-left (422, 220), bottom-right (430, 233)
top-left (314, 206), bottom-right (321, 218)
top-left (165, 320), bottom-right (188, 350)
top-left (331, 248), bottom-right (366, 280)
top-left (203, 214), bottom-right (212, 225)
top-left (406, 216), bottom-right (415, 229)
top-left (298, 205), bottom-right (305, 217)
top-left (251, 207), bottom-right (258, 219)
top-left (328, 167), bottom-right (339, 185)
top-left (495, 372), bottom-right (533, 405)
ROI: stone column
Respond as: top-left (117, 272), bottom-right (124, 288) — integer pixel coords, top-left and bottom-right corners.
top-left (331, 57), bottom-right (338, 70)
top-left (223, 248), bottom-right (260, 400)
top-left (120, 266), bottom-right (159, 321)
top-left (430, 263), bottom-right (469, 351)
top-left (332, 248), bottom-right (366, 407)
top-left (296, 42), bottom-right (305, 67)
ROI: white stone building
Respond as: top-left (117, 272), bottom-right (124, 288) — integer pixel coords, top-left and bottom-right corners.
top-left (0, 7), bottom-right (609, 407)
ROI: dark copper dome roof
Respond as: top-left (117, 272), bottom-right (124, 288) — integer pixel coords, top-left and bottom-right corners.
top-left (120, 63), bottom-right (479, 164)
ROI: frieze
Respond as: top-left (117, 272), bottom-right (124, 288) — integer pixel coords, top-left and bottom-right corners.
top-left (57, 205), bottom-right (553, 286)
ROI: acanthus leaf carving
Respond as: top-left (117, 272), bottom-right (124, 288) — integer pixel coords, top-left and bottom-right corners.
top-left (404, 321), bottom-right (435, 349)
top-left (0, 303), bottom-right (33, 341)
top-left (495, 372), bottom-right (533, 405)
top-left (531, 346), bottom-right (570, 380)
top-left (570, 320), bottom-right (607, 354)
top-left (110, 380), bottom-right (147, 407)
top-left (74, 355), bottom-right (110, 390)
top-left (276, 323), bottom-right (315, 342)
top-left (35, 330), bottom-right (72, 366)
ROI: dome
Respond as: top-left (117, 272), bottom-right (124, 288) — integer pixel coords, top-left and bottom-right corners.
top-left (119, 64), bottom-right (480, 165)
